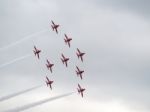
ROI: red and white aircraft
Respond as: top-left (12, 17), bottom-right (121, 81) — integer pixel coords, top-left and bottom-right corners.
top-left (76, 66), bottom-right (84, 80)
top-left (61, 54), bottom-right (69, 67)
top-left (46, 59), bottom-right (54, 73)
top-left (76, 48), bottom-right (85, 62)
top-left (64, 34), bottom-right (72, 47)
top-left (33, 46), bottom-right (41, 59)
top-left (46, 76), bottom-right (54, 90)
top-left (51, 20), bottom-right (59, 34)
top-left (77, 84), bottom-right (85, 97)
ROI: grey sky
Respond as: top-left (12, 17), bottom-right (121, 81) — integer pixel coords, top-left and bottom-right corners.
top-left (0, 0), bottom-right (150, 112)
top-left (95, 0), bottom-right (150, 18)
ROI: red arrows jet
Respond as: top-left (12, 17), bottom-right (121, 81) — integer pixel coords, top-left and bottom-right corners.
top-left (76, 48), bottom-right (85, 62)
top-left (77, 84), bottom-right (85, 97)
top-left (61, 54), bottom-right (69, 67)
top-left (51, 20), bottom-right (59, 34)
top-left (33, 46), bottom-right (41, 59)
top-left (46, 76), bottom-right (54, 90)
top-left (64, 34), bottom-right (72, 47)
top-left (46, 59), bottom-right (54, 73)
top-left (76, 66), bottom-right (84, 80)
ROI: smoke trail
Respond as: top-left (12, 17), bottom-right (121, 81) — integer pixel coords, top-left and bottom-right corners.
top-left (0, 85), bottom-right (42, 102)
top-left (4, 92), bottom-right (74, 112)
top-left (0, 54), bottom-right (31, 69)
top-left (0, 28), bottom-right (48, 51)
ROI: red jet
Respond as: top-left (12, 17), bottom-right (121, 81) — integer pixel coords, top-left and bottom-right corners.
top-left (76, 48), bottom-right (85, 62)
top-left (51, 20), bottom-right (59, 34)
top-left (33, 46), bottom-right (41, 59)
top-left (76, 66), bottom-right (84, 80)
top-left (46, 59), bottom-right (54, 73)
top-left (61, 54), bottom-right (69, 67)
top-left (77, 84), bottom-right (85, 97)
top-left (46, 76), bottom-right (54, 90)
top-left (64, 34), bottom-right (72, 48)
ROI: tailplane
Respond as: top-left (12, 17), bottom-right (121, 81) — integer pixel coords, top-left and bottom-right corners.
top-left (33, 51), bottom-right (36, 56)
top-left (61, 58), bottom-right (64, 64)
top-left (77, 88), bottom-right (80, 94)
top-left (76, 53), bottom-right (79, 58)
top-left (51, 25), bottom-right (54, 31)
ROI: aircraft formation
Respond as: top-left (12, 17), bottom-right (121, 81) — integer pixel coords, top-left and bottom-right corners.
top-left (33, 20), bottom-right (86, 97)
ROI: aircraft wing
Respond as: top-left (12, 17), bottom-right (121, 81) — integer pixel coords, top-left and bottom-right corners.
top-left (51, 20), bottom-right (55, 25)
top-left (68, 42), bottom-right (70, 47)
top-left (61, 54), bottom-right (65, 59)
top-left (50, 67), bottom-right (52, 73)
top-left (64, 34), bottom-right (67, 38)
top-left (55, 28), bottom-right (58, 34)
top-left (65, 61), bottom-right (68, 67)
top-left (81, 56), bottom-right (83, 62)
top-left (34, 46), bottom-right (37, 50)
top-left (46, 81), bottom-right (48, 87)
top-left (47, 59), bottom-right (50, 64)
top-left (65, 34), bottom-right (69, 40)
top-left (78, 84), bottom-right (81, 89)
top-left (77, 48), bottom-right (81, 53)
top-left (76, 66), bottom-right (80, 71)
top-left (46, 76), bottom-right (49, 82)
top-left (81, 92), bottom-right (83, 97)
top-left (50, 84), bottom-right (52, 90)
top-left (80, 74), bottom-right (83, 80)
top-left (37, 54), bottom-right (40, 59)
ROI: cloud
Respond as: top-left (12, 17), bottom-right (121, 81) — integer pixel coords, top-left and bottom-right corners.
top-left (0, 28), bottom-right (48, 51)
top-left (0, 0), bottom-right (150, 112)
top-left (94, 0), bottom-right (150, 20)
top-left (0, 85), bottom-right (42, 102)
top-left (0, 54), bottom-right (32, 69)
top-left (3, 92), bottom-right (74, 112)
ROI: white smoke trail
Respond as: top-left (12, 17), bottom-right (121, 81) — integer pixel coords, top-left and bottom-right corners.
top-left (3, 92), bottom-right (74, 112)
top-left (0, 85), bottom-right (42, 102)
top-left (0, 54), bottom-right (31, 69)
top-left (0, 28), bottom-right (48, 51)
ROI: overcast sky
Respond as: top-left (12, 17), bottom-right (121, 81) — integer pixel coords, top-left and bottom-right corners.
top-left (0, 0), bottom-right (150, 112)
